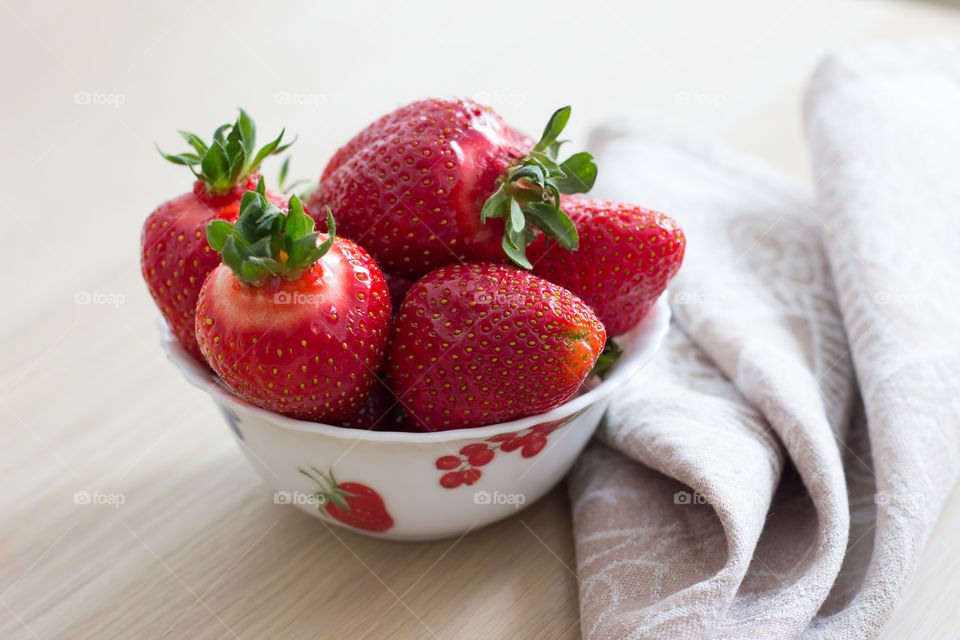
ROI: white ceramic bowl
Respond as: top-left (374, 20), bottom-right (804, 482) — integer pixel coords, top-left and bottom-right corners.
top-left (160, 294), bottom-right (670, 541)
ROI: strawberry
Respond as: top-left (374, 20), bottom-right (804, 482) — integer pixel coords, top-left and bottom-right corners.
top-left (299, 466), bottom-right (394, 532)
top-left (382, 271), bottom-right (415, 311)
top-left (141, 109), bottom-right (294, 360)
top-left (529, 196), bottom-right (685, 336)
top-left (309, 99), bottom-right (597, 278)
top-left (195, 180), bottom-right (391, 422)
top-left (386, 262), bottom-right (605, 431)
top-left (337, 376), bottom-right (403, 431)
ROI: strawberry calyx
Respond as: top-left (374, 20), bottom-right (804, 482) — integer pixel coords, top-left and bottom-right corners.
top-left (158, 108), bottom-right (294, 196)
top-left (480, 106), bottom-right (598, 268)
top-left (590, 340), bottom-right (624, 380)
top-left (298, 466), bottom-right (358, 511)
top-left (206, 177), bottom-right (336, 286)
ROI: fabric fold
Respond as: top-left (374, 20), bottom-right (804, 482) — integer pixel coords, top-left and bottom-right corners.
top-left (571, 40), bottom-right (960, 640)
top-left (803, 40), bottom-right (960, 638)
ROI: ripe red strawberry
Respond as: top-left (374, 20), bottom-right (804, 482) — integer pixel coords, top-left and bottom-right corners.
top-left (386, 263), bottom-right (606, 431)
top-left (309, 99), bottom-right (597, 278)
top-left (142, 109), bottom-right (294, 360)
top-left (337, 376), bottom-right (403, 431)
top-left (529, 196), bottom-right (685, 336)
top-left (382, 271), bottom-right (415, 311)
top-left (299, 466), bottom-right (394, 532)
top-left (195, 180), bottom-right (391, 422)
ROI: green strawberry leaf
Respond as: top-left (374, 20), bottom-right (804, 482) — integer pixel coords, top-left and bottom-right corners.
top-left (156, 147), bottom-right (200, 168)
top-left (510, 164), bottom-right (545, 188)
top-left (177, 130), bottom-right (208, 156)
top-left (591, 340), bottom-right (622, 380)
top-left (555, 152), bottom-right (598, 194)
top-left (206, 220), bottom-right (233, 252)
top-left (508, 199), bottom-right (525, 234)
top-left (200, 142), bottom-right (230, 191)
top-left (533, 106), bottom-right (571, 153)
top-left (545, 139), bottom-right (566, 160)
top-left (251, 129), bottom-right (294, 172)
top-left (277, 156), bottom-right (311, 193)
top-left (237, 108), bottom-right (256, 161)
top-left (528, 152), bottom-right (563, 178)
top-left (283, 194), bottom-right (308, 239)
top-left (221, 235), bottom-right (243, 276)
top-left (314, 209), bottom-right (336, 257)
top-left (501, 227), bottom-right (533, 269)
top-left (522, 201), bottom-right (578, 251)
top-left (480, 185), bottom-right (508, 221)
top-left (157, 109), bottom-right (294, 196)
top-left (206, 178), bottom-right (337, 286)
top-left (223, 123), bottom-right (247, 185)
top-left (478, 105), bottom-right (595, 269)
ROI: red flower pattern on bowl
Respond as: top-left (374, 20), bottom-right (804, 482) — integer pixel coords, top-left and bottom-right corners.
top-left (434, 416), bottom-right (572, 489)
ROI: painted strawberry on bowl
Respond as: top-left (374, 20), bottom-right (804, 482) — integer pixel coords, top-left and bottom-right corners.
top-left (148, 100), bottom-right (683, 540)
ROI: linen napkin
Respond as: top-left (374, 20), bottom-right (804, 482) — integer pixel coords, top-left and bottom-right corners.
top-left (569, 40), bottom-right (960, 640)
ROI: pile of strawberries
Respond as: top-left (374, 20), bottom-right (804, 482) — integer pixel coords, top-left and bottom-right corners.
top-left (141, 101), bottom-right (685, 432)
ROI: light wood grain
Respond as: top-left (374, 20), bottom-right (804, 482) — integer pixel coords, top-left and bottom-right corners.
top-left (2, 1), bottom-right (960, 638)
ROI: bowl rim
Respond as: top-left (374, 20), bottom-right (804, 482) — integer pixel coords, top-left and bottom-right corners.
top-left (160, 292), bottom-right (671, 443)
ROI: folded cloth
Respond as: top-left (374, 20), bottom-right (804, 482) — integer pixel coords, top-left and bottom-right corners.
top-left (569, 40), bottom-right (960, 640)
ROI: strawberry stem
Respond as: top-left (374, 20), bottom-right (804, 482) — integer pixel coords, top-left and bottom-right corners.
top-left (157, 108), bottom-right (294, 196)
top-left (591, 341), bottom-right (624, 380)
top-left (480, 106), bottom-right (597, 269)
top-left (298, 465), bottom-right (357, 512)
top-left (206, 178), bottom-right (336, 286)
top-left (278, 156), bottom-right (311, 193)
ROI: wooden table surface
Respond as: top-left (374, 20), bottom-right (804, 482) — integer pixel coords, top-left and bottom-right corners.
top-left (3, 1), bottom-right (960, 638)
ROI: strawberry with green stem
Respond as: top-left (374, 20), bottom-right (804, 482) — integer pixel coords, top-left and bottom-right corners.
top-left (195, 179), bottom-right (391, 422)
top-left (478, 105), bottom-right (596, 268)
top-left (310, 99), bottom-right (596, 278)
top-left (530, 197), bottom-right (685, 336)
top-left (141, 109), bottom-right (295, 360)
top-left (298, 466), bottom-right (394, 532)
